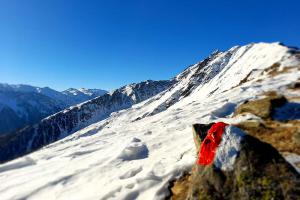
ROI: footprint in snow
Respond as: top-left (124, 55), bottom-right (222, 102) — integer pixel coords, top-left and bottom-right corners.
top-left (119, 166), bottom-right (143, 179)
top-left (125, 183), bottom-right (135, 189)
top-left (144, 131), bottom-right (152, 135)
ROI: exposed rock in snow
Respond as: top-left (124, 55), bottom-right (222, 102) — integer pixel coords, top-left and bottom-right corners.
top-left (234, 92), bottom-right (300, 155)
top-left (186, 125), bottom-right (300, 200)
top-left (234, 91), bottom-right (287, 119)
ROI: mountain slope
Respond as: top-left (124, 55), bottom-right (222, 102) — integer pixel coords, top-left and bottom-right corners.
top-left (0, 84), bottom-right (108, 135)
top-left (0, 42), bottom-right (299, 200)
top-left (0, 86), bottom-right (64, 135)
top-left (0, 80), bottom-right (174, 163)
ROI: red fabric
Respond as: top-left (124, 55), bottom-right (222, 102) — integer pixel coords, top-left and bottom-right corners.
top-left (197, 122), bottom-right (228, 165)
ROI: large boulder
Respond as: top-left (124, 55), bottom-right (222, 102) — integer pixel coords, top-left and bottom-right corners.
top-left (234, 92), bottom-right (287, 119)
top-left (186, 123), bottom-right (300, 200)
top-left (233, 92), bottom-right (300, 154)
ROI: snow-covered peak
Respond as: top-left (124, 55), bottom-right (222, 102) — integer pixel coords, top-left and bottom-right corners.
top-left (63, 87), bottom-right (108, 99)
top-left (0, 84), bottom-right (108, 135)
top-left (0, 83), bottom-right (56, 95)
top-left (63, 88), bottom-right (107, 96)
top-left (63, 88), bottom-right (80, 95)
top-left (77, 88), bottom-right (107, 96)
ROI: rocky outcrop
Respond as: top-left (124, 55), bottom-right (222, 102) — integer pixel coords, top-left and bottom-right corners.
top-left (234, 91), bottom-right (287, 119)
top-left (169, 124), bottom-right (300, 200)
top-left (0, 80), bottom-right (174, 163)
top-left (170, 90), bottom-right (300, 200)
top-left (234, 91), bottom-right (300, 154)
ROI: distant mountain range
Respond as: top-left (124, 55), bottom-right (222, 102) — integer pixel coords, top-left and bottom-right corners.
top-left (0, 83), bottom-right (107, 135)
top-left (0, 80), bottom-right (174, 162)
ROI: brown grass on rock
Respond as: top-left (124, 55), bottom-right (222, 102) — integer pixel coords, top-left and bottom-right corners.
top-left (168, 173), bottom-right (192, 200)
top-left (236, 119), bottom-right (300, 154)
top-left (263, 63), bottom-right (300, 77)
top-left (234, 91), bottom-right (300, 154)
top-left (234, 91), bottom-right (287, 119)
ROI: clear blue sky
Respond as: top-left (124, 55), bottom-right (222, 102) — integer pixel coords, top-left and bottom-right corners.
top-left (0, 0), bottom-right (299, 91)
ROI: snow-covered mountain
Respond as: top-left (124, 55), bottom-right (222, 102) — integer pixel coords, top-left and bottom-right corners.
top-left (62, 88), bottom-right (107, 103)
top-left (0, 84), bottom-right (108, 135)
top-left (0, 42), bottom-right (299, 200)
top-left (0, 80), bottom-right (174, 162)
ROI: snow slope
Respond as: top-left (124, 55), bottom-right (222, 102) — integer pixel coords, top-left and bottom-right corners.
top-left (0, 42), bottom-right (299, 200)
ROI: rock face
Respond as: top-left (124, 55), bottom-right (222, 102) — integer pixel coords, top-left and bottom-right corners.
top-left (176, 124), bottom-right (300, 200)
top-left (192, 123), bottom-right (213, 151)
top-left (0, 80), bottom-right (174, 163)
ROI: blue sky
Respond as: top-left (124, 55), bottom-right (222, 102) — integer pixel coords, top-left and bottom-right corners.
top-left (0, 0), bottom-right (300, 91)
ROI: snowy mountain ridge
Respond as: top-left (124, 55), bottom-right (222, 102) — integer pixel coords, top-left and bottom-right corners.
top-left (62, 87), bottom-right (107, 100)
top-left (0, 42), bottom-right (299, 200)
top-left (0, 83), bottom-right (108, 106)
top-left (0, 83), bottom-right (107, 135)
top-left (0, 80), bottom-right (174, 163)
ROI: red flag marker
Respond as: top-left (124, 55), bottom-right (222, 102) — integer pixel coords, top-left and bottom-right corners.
top-left (197, 122), bottom-right (228, 165)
